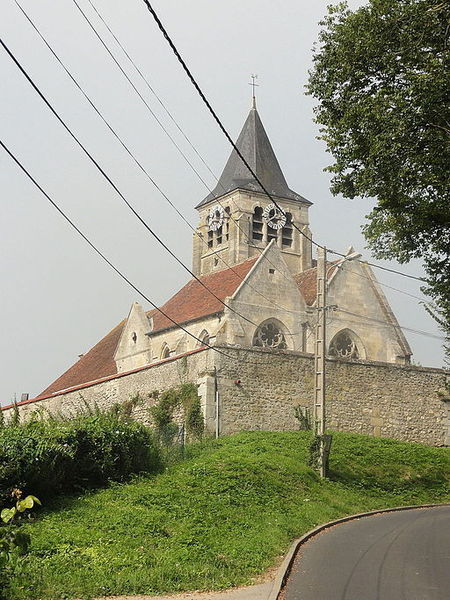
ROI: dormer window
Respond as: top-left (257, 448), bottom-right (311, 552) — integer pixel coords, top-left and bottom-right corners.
top-left (198, 329), bottom-right (211, 347)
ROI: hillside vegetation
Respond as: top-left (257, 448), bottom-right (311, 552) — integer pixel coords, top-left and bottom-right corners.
top-left (6, 431), bottom-right (449, 599)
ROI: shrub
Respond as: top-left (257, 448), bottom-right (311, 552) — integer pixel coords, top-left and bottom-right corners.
top-left (0, 490), bottom-right (41, 594)
top-left (149, 383), bottom-right (204, 444)
top-left (0, 411), bottom-right (161, 502)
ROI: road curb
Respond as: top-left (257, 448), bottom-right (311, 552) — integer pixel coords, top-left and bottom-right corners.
top-left (266, 503), bottom-right (450, 600)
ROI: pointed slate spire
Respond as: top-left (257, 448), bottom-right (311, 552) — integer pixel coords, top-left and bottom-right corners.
top-left (196, 106), bottom-right (310, 208)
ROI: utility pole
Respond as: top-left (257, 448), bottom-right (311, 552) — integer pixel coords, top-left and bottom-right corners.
top-left (312, 248), bottom-right (362, 477)
top-left (314, 246), bottom-right (327, 477)
top-left (214, 366), bottom-right (220, 439)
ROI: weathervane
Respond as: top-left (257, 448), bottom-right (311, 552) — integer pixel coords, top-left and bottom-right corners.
top-left (249, 74), bottom-right (259, 108)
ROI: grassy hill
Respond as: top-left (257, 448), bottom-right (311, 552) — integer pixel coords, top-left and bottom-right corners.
top-left (7, 431), bottom-right (449, 599)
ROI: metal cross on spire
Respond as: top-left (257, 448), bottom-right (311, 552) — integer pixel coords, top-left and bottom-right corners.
top-left (249, 74), bottom-right (259, 108)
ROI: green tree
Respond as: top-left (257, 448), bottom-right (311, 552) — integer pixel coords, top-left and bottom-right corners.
top-left (307, 0), bottom-right (450, 361)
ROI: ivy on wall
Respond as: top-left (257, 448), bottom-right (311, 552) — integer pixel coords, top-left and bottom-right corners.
top-left (149, 383), bottom-right (204, 443)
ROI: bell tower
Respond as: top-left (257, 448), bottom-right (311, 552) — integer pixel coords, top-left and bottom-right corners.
top-left (192, 104), bottom-right (313, 277)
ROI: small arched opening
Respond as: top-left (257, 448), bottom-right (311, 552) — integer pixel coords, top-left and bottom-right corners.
top-left (161, 344), bottom-right (171, 359)
top-left (252, 206), bottom-right (264, 242)
top-left (329, 329), bottom-right (364, 360)
top-left (252, 319), bottom-right (289, 350)
top-left (197, 329), bottom-right (211, 347)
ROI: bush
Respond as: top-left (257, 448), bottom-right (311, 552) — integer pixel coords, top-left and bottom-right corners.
top-left (0, 411), bottom-right (162, 502)
top-left (149, 383), bottom-right (204, 444)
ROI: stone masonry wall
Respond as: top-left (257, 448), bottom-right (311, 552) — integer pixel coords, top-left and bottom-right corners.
top-left (3, 348), bottom-right (213, 427)
top-left (3, 346), bottom-right (449, 446)
top-left (214, 346), bottom-right (450, 446)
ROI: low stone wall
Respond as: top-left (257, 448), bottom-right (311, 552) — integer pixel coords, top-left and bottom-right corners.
top-left (3, 345), bottom-right (449, 446)
top-left (214, 346), bottom-right (450, 446)
top-left (2, 348), bottom-right (213, 427)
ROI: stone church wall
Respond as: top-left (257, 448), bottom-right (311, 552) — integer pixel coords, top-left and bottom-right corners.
top-left (3, 346), bottom-right (449, 446)
top-left (3, 348), bottom-right (213, 427)
top-left (214, 346), bottom-right (449, 446)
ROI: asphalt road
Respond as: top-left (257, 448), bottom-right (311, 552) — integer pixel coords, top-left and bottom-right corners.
top-left (284, 506), bottom-right (450, 600)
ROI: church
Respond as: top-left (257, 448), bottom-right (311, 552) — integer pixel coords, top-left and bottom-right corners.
top-left (39, 102), bottom-right (412, 399)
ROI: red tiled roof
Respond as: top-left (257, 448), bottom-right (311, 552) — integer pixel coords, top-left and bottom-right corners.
top-left (38, 257), bottom-right (258, 397)
top-left (148, 256), bottom-right (258, 333)
top-left (38, 320), bottom-right (125, 397)
top-left (294, 262), bottom-right (339, 306)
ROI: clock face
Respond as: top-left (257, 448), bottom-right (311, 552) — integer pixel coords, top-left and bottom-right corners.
top-left (207, 205), bottom-right (225, 231)
top-left (263, 204), bottom-right (287, 230)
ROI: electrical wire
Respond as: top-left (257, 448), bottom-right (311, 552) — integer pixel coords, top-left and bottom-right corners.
top-left (13, 0), bottom-right (295, 319)
top-left (336, 254), bottom-right (426, 283)
top-left (69, 0), bottom-right (295, 286)
top-left (3, 131), bottom-right (438, 373)
top-left (70, 0), bottom-right (213, 194)
top-left (336, 308), bottom-right (445, 341)
top-left (141, 0), bottom-right (320, 246)
top-left (336, 263), bottom-right (433, 306)
top-left (0, 137), bottom-right (234, 359)
top-left (13, 0), bottom-right (193, 233)
top-left (140, 0), bottom-right (427, 285)
top-left (85, 0), bottom-right (220, 187)
top-left (0, 36), bottom-right (259, 328)
top-left (4, 5), bottom-right (436, 366)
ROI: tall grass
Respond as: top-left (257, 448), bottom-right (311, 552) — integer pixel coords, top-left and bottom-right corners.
top-left (4, 431), bottom-right (448, 599)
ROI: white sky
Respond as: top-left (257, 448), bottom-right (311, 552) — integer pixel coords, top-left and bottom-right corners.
top-left (0, 0), bottom-right (444, 404)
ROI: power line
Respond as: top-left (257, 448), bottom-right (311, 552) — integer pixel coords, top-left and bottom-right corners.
top-left (336, 308), bottom-right (445, 342)
top-left (3, 133), bottom-right (439, 372)
top-left (140, 0), bottom-right (428, 286)
top-left (140, 0), bottom-right (320, 251)
top-left (1, 137), bottom-right (305, 371)
top-left (69, 0), bottom-right (295, 286)
top-left (70, 0), bottom-right (213, 193)
top-left (0, 137), bottom-right (234, 359)
top-left (0, 36), bottom-right (258, 329)
top-left (332, 252), bottom-right (426, 283)
top-left (13, 0), bottom-right (302, 321)
top-left (5, 5), bottom-right (434, 364)
top-left (337, 263), bottom-right (432, 305)
top-left (13, 0), bottom-right (194, 233)
top-left (85, 0), bottom-right (220, 187)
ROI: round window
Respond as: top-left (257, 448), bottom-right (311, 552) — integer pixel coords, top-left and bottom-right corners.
top-left (329, 332), bottom-right (359, 359)
top-left (253, 322), bottom-right (287, 349)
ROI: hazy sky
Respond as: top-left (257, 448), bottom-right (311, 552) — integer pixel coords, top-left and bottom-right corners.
top-left (0, 0), bottom-right (445, 404)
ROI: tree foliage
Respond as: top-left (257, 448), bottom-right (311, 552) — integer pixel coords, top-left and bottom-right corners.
top-left (307, 0), bottom-right (450, 357)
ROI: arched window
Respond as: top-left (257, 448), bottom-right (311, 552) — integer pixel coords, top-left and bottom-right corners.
top-left (253, 319), bottom-right (288, 350)
top-left (329, 330), bottom-right (360, 359)
top-left (282, 212), bottom-right (293, 248)
top-left (197, 329), bottom-right (210, 347)
top-left (252, 206), bottom-right (263, 242)
top-left (216, 224), bottom-right (223, 245)
top-left (161, 344), bottom-right (171, 359)
top-left (225, 206), bottom-right (230, 241)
